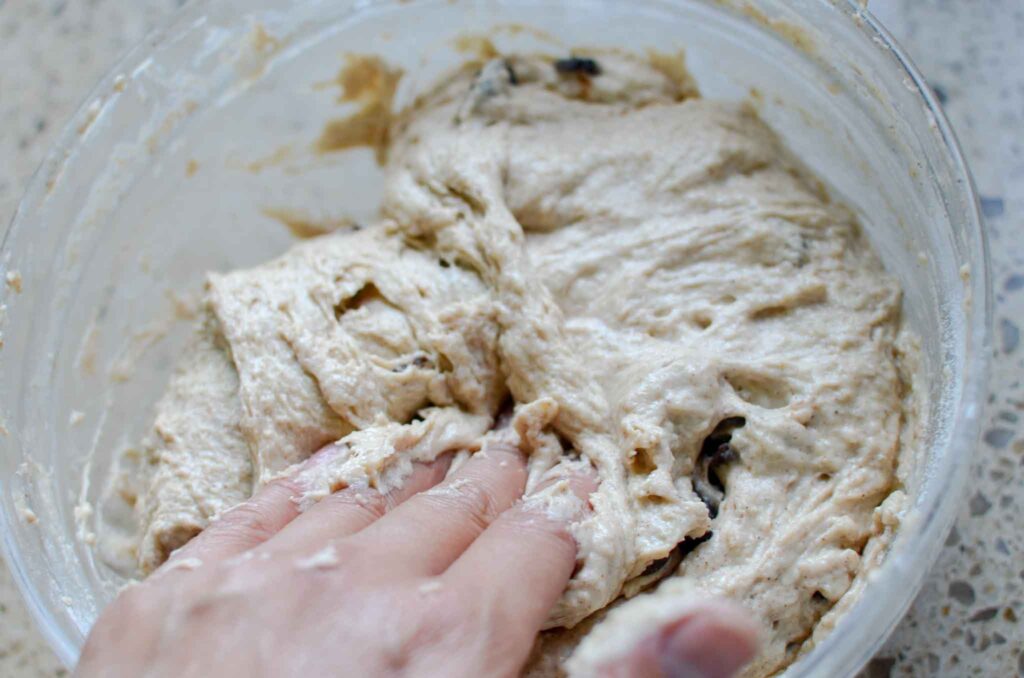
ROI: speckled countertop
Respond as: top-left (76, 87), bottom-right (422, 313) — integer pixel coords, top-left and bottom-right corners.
top-left (1, 1), bottom-right (1021, 676)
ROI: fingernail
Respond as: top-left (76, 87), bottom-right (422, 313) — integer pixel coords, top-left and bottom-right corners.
top-left (426, 452), bottom-right (455, 479)
top-left (481, 439), bottom-right (527, 465)
top-left (538, 466), bottom-right (599, 504)
top-left (658, 618), bottom-right (755, 678)
top-left (299, 441), bottom-right (348, 471)
top-left (288, 442), bottom-right (350, 500)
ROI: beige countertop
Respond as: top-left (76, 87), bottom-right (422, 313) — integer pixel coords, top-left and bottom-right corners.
top-left (1, 1), bottom-right (1022, 675)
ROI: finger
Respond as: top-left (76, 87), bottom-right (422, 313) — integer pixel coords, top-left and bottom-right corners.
top-left (261, 455), bottom-right (452, 553)
top-left (163, 442), bottom-right (344, 566)
top-left (163, 474), bottom-right (305, 568)
top-left (598, 601), bottom-right (760, 678)
top-left (346, 441), bottom-right (527, 579)
top-left (443, 468), bottom-right (598, 648)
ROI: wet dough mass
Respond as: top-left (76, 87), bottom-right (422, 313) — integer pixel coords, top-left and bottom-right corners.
top-left (105, 52), bottom-right (917, 676)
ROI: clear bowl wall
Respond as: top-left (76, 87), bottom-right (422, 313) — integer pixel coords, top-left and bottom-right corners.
top-left (0, 0), bottom-right (989, 675)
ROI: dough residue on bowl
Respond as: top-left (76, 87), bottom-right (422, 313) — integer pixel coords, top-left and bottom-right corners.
top-left (99, 50), bottom-right (918, 677)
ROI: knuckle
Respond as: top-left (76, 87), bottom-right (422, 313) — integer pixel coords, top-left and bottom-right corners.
top-left (415, 596), bottom-right (476, 645)
top-left (268, 475), bottom-right (303, 495)
top-left (194, 559), bottom-right (280, 606)
top-left (504, 509), bottom-right (578, 554)
top-left (440, 592), bottom-right (521, 671)
top-left (374, 602), bottom-right (469, 674)
top-left (425, 482), bottom-right (501, 531)
top-left (322, 490), bottom-right (388, 523)
top-left (216, 501), bottom-right (280, 544)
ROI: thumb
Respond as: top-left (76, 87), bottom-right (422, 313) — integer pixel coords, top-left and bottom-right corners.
top-left (599, 600), bottom-right (760, 678)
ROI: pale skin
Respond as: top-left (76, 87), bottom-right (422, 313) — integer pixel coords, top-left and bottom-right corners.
top-left (76, 443), bottom-right (759, 678)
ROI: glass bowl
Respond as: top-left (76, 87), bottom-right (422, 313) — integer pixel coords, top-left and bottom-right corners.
top-left (0, 0), bottom-right (989, 675)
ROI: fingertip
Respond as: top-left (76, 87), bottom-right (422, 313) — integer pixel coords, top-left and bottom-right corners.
top-left (474, 439), bottom-right (530, 491)
top-left (527, 461), bottom-right (600, 516)
top-left (298, 439), bottom-right (349, 472)
top-left (423, 451), bottom-right (456, 482)
top-left (596, 600), bottom-right (761, 678)
top-left (564, 466), bottom-right (599, 500)
top-left (657, 601), bottom-right (761, 678)
top-left (480, 437), bottom-right (528, 465)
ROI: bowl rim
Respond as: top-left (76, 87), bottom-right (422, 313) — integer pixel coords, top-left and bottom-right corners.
top-left (784, 2), bottom-right (992, 675)
top-left (0, 0), bottom-right (992, 673)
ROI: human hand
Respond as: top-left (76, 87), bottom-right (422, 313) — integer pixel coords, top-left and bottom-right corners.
top-left (76, 442), bottom-right (757, 678)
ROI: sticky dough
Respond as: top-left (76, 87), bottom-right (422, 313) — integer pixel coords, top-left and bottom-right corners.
top-left (106, 52), bottom-right (916, 677)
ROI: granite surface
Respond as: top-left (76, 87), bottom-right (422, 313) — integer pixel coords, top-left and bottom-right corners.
top-left (0, 1), bottom-right (1020, 675)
